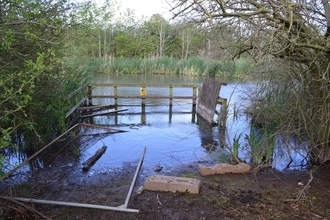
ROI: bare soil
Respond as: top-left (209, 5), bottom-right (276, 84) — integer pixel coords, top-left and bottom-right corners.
top-left (1, 161), bottom-right (330, 220)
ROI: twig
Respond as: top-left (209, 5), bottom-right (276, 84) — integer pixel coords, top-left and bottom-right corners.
top-left (295, 171), bottom-right (313, 201)
top-left (156, 194), bottom-right (162, 205)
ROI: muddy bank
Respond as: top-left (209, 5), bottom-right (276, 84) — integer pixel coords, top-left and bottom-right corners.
top-left (1, 161), bottom-right (330, 219)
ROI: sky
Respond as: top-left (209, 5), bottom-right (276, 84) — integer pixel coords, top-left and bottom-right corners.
top-left (118, 0), bottom-right (172, 19)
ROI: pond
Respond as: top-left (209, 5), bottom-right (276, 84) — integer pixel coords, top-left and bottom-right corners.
top-left (3, 74), bottom-right (307, 183)
top-left (77, 74), bottom-right (306, 174)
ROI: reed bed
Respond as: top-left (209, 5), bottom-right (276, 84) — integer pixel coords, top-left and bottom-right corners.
top-left (75, 56), bottom-right (253, 80)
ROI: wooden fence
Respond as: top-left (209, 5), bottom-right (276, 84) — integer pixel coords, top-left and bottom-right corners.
top-left (66, 82), bottom-right (227, 128)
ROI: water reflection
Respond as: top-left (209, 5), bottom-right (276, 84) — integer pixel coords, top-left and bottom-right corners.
top-left (5, 75), bottom-right (309, 176)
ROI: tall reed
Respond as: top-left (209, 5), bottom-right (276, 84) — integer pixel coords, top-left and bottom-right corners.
top-left (83, 56), bottom-right (253, 79)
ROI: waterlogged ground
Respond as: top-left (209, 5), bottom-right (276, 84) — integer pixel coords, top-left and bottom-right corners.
top-left (1, 161), bottom-right (330, 219)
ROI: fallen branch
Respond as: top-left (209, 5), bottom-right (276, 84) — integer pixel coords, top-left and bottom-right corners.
top-left (82, 145), bottom-right (107, 171)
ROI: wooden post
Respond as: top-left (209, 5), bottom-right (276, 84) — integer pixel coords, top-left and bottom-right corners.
top-left (141, 86), bottom-right (146, 106)
top-left (88, 85), bottom-right (93, 106)
top-left (114, 85), bottom-right (118, 105)
top-left (221, 98), bottom-right (227, 128)
top-left (83, 86), bottom-right (87, 106)
top-left (169, 86), bottom-right (173, 106)
top-left (192, 86), bottom-right (197, 105)
top-left (141, 105), bottom-right (146, 124)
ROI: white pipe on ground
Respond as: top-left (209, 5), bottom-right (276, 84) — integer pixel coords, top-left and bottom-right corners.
top-left (0, 196), bottom-right (139, 213)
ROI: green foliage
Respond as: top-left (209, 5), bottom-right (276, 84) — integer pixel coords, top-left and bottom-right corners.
top-left (245, 125), bottom-right (276, 167)
top-left (245, 127), bottom-right (263, 166)
top-left (94, 56), bottom-right (251, 78)
top-left (207, 62), bottom-right (221, 77)
top-left (233, 132), bottom-right (243, 161)
top-left (71, 145), bottom-right (80, 156)
top-left (0, 0), bottom-right (88, 179)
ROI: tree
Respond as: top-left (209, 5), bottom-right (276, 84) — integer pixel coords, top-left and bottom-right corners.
top-left (170, 0), bottom-right (330, 164)
top-left (149, 14), bottom-right (171, 57)
top-left (0, 0), bottom-right (81, 175)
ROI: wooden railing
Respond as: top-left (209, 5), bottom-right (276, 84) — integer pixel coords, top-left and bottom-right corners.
top-left (66, 82), bottom-right (227, 128)
top-left (66, 83), bottom-right (201, 125)
top-left (86, 83), bottom-right (201, 106)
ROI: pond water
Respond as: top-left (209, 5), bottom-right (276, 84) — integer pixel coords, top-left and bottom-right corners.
top-left (77, 74), bottom-right (306, 173)
top-left (3, 74), bottom-right (307, 183)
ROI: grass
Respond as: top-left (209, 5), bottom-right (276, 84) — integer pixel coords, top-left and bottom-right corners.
top-left (180, 172), bottom-right (199, 179)
top-left (77, 56), bottom-right (253, 80)
top-left (245, 125), bottom-right (276, 167)
top-left (233, 132), bottom-right (243, 162)
top-left (71, 145), bottom-right (80, 156)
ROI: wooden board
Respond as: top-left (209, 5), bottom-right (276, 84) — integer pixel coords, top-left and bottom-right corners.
top-left (197, 78), bottom-right (226, 124)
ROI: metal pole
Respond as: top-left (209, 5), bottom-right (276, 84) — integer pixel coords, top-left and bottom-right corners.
top-left (0, 196), bottom-right (139, 213)
top-left (122, 147), bottom-right (146, 208)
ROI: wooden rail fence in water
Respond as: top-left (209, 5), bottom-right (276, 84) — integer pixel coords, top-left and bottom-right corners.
top-left (66, 82), bottom-right (227, 128)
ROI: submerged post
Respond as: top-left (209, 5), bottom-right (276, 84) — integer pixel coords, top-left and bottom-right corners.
top-left (220, 98), bottom-right (227, 128)
top-left (114, 85), bottom-right (118, 105)
top-left (88, 85), bottom-right (93, 106)
top-left (169, 86), bottom-right (173, 105)
top-left (192, 86), bottom-right (197, 106)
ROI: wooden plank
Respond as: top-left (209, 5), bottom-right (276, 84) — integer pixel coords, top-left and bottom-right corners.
top-left (65, 97), bottom-right (87, 118)
top-left (77, 104), bottom-right (116, 111)
top-left (89, 95), bottom-right (197, 99)
top-left (88, 83), bottom-right (201, 88)
top-left (80, 109), bottom-right (128, 118)
top-left (197, 78), bottom-right (227, 124)
top-left (67, 83), bottom-right (88, 98)
top-left (82, 146), bottom-right (107, 171)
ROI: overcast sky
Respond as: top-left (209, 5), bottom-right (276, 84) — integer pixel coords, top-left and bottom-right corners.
top-left (118, 0), bottom-right (172, 19)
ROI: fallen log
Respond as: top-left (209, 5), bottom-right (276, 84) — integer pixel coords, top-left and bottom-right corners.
top-left (80, 109), bottom-right (128, 118)
top-left (82, 145), bottom-right (107, 171)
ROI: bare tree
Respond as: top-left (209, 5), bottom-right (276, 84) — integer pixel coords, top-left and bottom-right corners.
top-left (170, 0), bottom-right (330, 164)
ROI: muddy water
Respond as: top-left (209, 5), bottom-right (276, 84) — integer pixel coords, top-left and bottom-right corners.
top-left (78, 74), bottom-right (305, 174)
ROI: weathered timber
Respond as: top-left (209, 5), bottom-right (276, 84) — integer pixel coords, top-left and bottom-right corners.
top-left (89, 95), bottom-right (197, 99)
top-left (82, 146), bottom-right (107, 171)
top-left (80, 109), bottom-right (128, 118)
top-left (66, 97), bottom-right (87, 118)
top-left (88, 83), bottom-right (198, 88)
top-left (197, 78), bottom-right (227, 125)
top-left (77, 104), bottom-right (116, 111)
